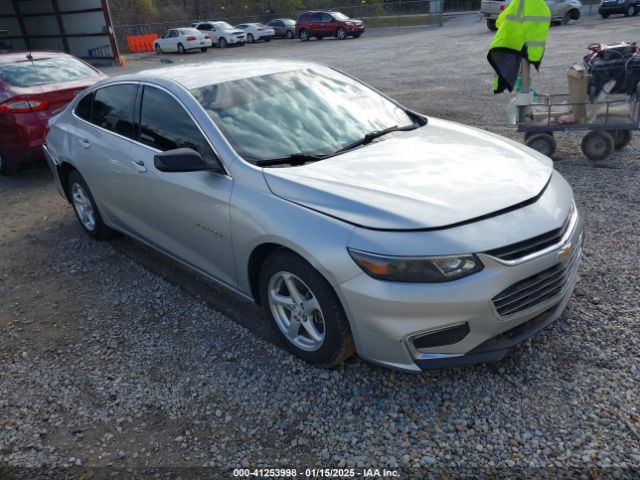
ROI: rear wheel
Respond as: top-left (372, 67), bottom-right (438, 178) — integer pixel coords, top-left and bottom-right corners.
top-left (581, 131), bottom-right (614, 161)
top-left (200, 47), bottom-right (208, 52)
top-left (286, 30), bottom-right (294, 39)
top-left (487, 19), bottom-right (498, 31)
top-left (219, 37), bottom-right (228, 48)
top-left (0, 151), bottom-right (18, 176)
top-left (299, 29), bottom-right (309, 41)
top-left (561, 12), bottom-right (571, 24)
top-left (177, 43), bottom-right (186, 54)
top-left (154, 44), bottom-right (162, 54)
top-left (259, 250), bottom-right (355, 367)
top-left (336, 27), bottom-right (347, 40)
top-left (608, 129), bottom-right (632, 150)
top-left (525, 132), bottom-right (557, 157)
top-left (68, 171), bottom-right (114, 240)
top-left (600, 12), bottom-right (610, 18)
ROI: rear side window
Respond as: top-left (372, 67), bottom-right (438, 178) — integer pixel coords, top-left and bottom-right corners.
top-left (75, 92), bottom-right (93, 121)
top-left (310, 13), bottom-right (322, 21)
top-left (298, 14), bottom-right (310, 22)
top-left (321, 13), bottom-right (333, 22)
top-left (91, 84), bottom-right (137, 139)
top-left (0, 57), bottom-right (98, 88)
top-left (139, 86), bottom-right (218, 165)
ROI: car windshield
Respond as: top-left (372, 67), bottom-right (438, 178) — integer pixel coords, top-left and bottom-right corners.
top-left (0, 57), bottom-right (98, 88)
top-left (214, 22), bottom-right (234, 30)
top-left (191, 67), bottom-right (416, 163)
top-left (333, 12), bottom-right (350, 21)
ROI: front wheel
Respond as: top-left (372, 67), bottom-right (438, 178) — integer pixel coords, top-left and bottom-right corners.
top-left (259, 250), bottom-right (355, 367)
top-left (247, 33), bottom-right (255, 43)
top-left (581, 131), bottom-right (614, 161)
top-left (487, 19), bottom-right (498, 31)
top-left (336, 27), bottom-right (347, 40)
top-left (68, 171), bottom-right (114, 240)
top-left (625, 4), bottom-right (635, 15)
top-left (219, 38), bottom-right (228, 48)
top-left (525, 132), bottom-right (557, 158)
top-left (299, 30), bottom-right (309, 41)
top-left (561, 12), bottom-right (571, 24)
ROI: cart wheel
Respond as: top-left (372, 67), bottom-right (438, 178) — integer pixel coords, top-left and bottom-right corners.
top-left (581, 131), bottom-right (614, 161)
top-left (525, 133), bottom-right (557, 157)
top-left (607, 129), bottom-right (632, 150)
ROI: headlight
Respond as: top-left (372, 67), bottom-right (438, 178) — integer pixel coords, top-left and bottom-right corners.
top-left (348, 249), bottom-right (484, 283)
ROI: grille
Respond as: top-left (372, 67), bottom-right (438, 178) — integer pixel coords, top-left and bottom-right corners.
top-left (492, 246), bottom-right (581, 317)
top-left (486, 209), bottom-right (573, 261)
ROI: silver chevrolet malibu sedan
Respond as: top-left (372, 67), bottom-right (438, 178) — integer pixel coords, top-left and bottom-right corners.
top-left (44, 60), bottom-right (583, 372)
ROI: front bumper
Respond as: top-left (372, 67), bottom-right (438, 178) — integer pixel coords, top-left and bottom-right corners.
top-left (337, 207), bottom-right (584, 372)
top-left (598, 4), bottom-right (627, 13)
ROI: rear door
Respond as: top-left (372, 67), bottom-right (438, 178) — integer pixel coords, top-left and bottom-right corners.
top-left (70, 83), bottom-right (142, 230)
top-left (308, 12), bottom-right (323, 35)
top-left (124, 84), bottom-right (236, 285)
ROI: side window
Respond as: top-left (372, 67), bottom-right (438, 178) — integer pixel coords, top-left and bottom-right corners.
top-left (75, 92), bottom-right (93, 121)
top-left (170, 30), bottom-right (179, 38)
top-left (322, 14), bottom-right (333, 23)
top-left (91, 84), bottom-right (137, 138)
top-left (310, 13), bottom-right (322, 22)
top-left (139, 86), bottom-right (218, 166)
top-left (161, 30), bottom-right (170, 39)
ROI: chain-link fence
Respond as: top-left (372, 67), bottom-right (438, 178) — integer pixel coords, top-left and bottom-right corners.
top-left (113, 0), bottom-right (481, 53)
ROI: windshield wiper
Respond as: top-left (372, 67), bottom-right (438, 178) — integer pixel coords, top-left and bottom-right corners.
top-left (255, 152), bottom-right (326, 167)
top-left (334, 124), bottom-right (419, 155)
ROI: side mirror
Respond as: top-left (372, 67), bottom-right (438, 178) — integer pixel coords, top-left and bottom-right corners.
top-left (154, 148), bottom-right (219, 173)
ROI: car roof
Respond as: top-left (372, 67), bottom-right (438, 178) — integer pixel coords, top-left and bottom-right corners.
top-left (108, 59), bottom-right (321, 90)
top-left (0, 50), bottom-right (73, 65)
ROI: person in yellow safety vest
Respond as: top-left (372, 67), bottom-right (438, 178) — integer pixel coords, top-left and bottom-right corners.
top-left (487, 0), bottom-right (551, 94)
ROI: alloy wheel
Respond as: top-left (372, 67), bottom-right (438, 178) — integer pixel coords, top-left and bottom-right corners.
top-left (268, 271), bottom-right (326, 351)
top-left (71, 183), bottom-right (96, 231)
top-left (337, 28), bottom-right (347, 40)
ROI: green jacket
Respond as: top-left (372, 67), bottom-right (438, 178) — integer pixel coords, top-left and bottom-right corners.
top-left (487, 0), bottom-right (551, 93)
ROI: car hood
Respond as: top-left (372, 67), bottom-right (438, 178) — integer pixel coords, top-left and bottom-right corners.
top-left (263, 118), bottom-right (553, 230)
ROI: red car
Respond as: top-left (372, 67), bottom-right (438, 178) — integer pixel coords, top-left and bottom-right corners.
top-left (0, 51), bottom-right (106, 175)
top-left (295, 11), bottom-right (365, 42)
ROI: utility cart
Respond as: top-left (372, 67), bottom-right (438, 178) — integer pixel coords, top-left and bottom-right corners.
top-left (518, 92), bottom-right (640, 160)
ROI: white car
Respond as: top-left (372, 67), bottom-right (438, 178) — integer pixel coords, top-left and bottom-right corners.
top-left (153, 28), bottom-right (212, 54)
top-left (480, 0), bottom-right (582, 30)
top-left (193, 21), bottom-right (245, 48)
top-left (234, 23), bottom-right (275, 43)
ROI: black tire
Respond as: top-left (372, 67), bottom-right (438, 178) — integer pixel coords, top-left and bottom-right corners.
top-left (219, 37), bottom-right (227, 48)
top-left (570, 8), bottom-right (581, 19)
top-left (68, 171), bottom-right (114, 240)
top-left (487, 19), bottom-right (498, 31)
top-left (264, 37), bottom-right (271, 42)
top-left (247, 33), bottom-right (255, 43)
top-left (608, 129), bottom-right (632, 150)
top-left (200, 47), bottom-right (208, 52)
top-left (299, 29), bottom-right (309, 41)
top-left (561, 12), bottom-right (571, 24)
top-left (285, 30), bottom-right (294, 39)
top-left (336, 27), bottom-right (347, 40)
top-left (259, 250), bottom-right (355, 368)
top-left (316, 35), bottom-right (323, 40)
top-left (0, 151), bottom-right (18, 176)
top-left (177, 43), bottom-right (186, 54)
top-left (625, 4), bottom-right (635, 15)
top-left (600, 13), bottom-right (610, 18)
top-left (353, 33), bottom-right (361, 38)
top-left (154, 44), bottom-right (162, 54)
top-left (581, 131), bottom-right (615, 161)
top-left (525, 132), bottom-right (557, 157)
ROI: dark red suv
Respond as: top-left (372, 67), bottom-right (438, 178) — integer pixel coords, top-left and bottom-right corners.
top-left (295, 11), bottom-right (365, 41)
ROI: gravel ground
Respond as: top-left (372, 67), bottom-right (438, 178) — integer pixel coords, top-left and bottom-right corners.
top-left (1, 13), bottom-right (640, 479)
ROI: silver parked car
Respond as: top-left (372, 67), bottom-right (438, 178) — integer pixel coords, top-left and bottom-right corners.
top-left (480, 0), bottom-right (582, 30)
top-left (44, 60), bottom-right (583, 372)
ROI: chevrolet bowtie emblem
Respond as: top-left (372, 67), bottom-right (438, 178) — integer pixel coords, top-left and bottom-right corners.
top-left (559, 243), bottom-right (572, 262)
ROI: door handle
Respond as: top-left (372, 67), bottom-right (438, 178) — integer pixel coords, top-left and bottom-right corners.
top-left (78, 137), bottom-right (91, 149)
top-left (131, 159), bottom-right (147, 173)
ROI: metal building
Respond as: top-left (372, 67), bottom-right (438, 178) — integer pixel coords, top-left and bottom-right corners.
top-left (0, 0), bottom-right (119, 64)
